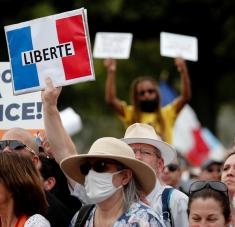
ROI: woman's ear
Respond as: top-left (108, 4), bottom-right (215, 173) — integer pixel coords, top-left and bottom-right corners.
top-left (32, 155), bottom-right (40, 168)
top-left (120, 169), bottom-right (132, 186)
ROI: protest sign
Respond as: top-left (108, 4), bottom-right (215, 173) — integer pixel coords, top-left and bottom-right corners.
top-left (160, 32), bottom-right (198, 62)
top-left (5, 8), bottom-right (95, 95)
top-left (0, 62), bottom-right (44, 138)
top-left (93, 32), bottom-right (133, 59)
top-left (60, 107), bottom-right (82, 136)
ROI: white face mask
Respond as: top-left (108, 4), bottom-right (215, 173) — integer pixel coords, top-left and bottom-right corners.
top-left (84, 169), bottom-right (123, 204)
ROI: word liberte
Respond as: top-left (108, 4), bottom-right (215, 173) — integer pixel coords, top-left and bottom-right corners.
top-left (21, 42), bottom-right (75, 65)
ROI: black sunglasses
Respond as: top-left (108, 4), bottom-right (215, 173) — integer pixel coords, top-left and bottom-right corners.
top-left (138, 89), bottom-right (156, 97)
top-left (189, 180), bottom-right (228, 197)
top-left (0, 140), bottom-right (36, 155)
top-left (165, 163), bottom-right (179, 172)
top-left (80, 159), bottom-right (125, 176)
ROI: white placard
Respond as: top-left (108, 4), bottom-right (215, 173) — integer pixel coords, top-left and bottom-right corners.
top-left (93, 32), bottom-right (133, 59)
top-left (0, 62), bottom-right (44, 137)
top-left (59, 107), bottom-right (82, 136)
top-left (160, 32), bottom-right (198, 62)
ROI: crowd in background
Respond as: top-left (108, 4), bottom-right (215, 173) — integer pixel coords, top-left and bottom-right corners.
top-left (0, 56), bottom-right (234, 227)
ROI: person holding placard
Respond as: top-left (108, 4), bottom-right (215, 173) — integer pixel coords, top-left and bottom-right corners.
top-left (104, 58), bottom-right (191, 144)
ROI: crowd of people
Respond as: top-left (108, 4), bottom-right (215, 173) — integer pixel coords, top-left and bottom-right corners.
top-left (0, 56), bottom-right (233, 227)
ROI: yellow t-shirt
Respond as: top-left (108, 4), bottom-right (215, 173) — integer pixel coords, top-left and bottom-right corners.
top-left (119, 101), bottom-right (179, 144)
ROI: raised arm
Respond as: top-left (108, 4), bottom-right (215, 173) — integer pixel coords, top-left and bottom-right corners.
top-left (104, 58), bottom-right (125, 116)
top-left (174, 57), bottom-right (191, 113)
top-left (41, 77), bottom-right (77, 164)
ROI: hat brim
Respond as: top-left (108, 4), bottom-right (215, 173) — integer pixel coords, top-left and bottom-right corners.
top-left (60, 153), bottom-right (156, 195)
top-left (121, 138), bottom-right (176, 165)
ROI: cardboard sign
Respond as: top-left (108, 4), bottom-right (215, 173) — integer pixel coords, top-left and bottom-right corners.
top-left (60, 107), bottom-right (82, 136)
top-left (4, 8), bottom-right (95, 95)
top-left (160, 32), bottom-right (198, 62)
top-left (0, 62), bottom-right (44, 137)
top-left (93, 32), bottom-right (133, 59)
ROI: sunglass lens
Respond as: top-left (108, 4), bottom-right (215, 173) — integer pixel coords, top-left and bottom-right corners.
top-left (0, 141), bottom-right (7, 151)
top-left (10, 141), bottom-right (25, 150)
top-left (167, 164), bottom-right (179, 172)
top-left (93, 161), bottom-right (107, 173)
top-left (80, 162), bottom-right (91, 175)
top-left (210, 181), bottom-right (227, 193)
top-left (190, 181), bottom-right (207, 194)
top-left (148, 89), bottom-right (155, 94)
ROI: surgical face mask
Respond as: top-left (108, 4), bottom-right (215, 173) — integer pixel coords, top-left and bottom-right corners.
top-left (84, 169), bottom-right (122, 204)
top-left (138, 98), bottom-right (159, 112)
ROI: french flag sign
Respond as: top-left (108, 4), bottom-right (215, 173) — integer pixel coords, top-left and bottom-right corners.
top-left (4, 8), bottom-right (95, 95)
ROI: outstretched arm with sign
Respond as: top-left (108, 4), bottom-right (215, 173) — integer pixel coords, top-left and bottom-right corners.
top-left (42, 78), bottom-right (102, 204)
top-left (104, 58), bottom-right (125, 116)
top-left (173, 57), bottom-right (191, 113)
top-left (42, 78), bottom-right (77, 163)
top-left (104, 57), bottom-right (191, 144)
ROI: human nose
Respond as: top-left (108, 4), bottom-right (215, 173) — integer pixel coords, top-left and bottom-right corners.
top-left (163, 167), bottom-right (169, 174)
top-left (212, 172), bottom-right (220, 180)
top-left (134, 150), bottom-right (142, 160)
top-left (226, 166), bottom-right (235, 177)
top-left (143, 90), bottom-right (152, 99)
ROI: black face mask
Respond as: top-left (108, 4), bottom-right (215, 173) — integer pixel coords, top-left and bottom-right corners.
top-left (138, 99), bottom-right (159, 112)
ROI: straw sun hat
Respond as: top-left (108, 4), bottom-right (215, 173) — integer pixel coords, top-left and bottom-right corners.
top-left (122, 123), bottom-right (176, 165)
top-left (60, 137), bottom-right (156, 195)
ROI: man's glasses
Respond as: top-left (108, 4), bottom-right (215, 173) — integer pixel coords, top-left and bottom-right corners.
top-left (80, 159), bottom-right (125, 176)
top-left (132, 147), bottom-right (161, 159)
top-left (0, 140), bottom-right (36, 155)
top-left (138, 89), bottom-right (156, 97)
top-left (165, 163), bottom-right (179, 172)
top-left (189, 180), bottom-right (228, 197)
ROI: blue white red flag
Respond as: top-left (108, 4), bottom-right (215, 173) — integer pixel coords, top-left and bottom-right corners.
top-left (4, 8), bottom-right (95, 95)
top-left (160, 80), bottom-right (225, 166)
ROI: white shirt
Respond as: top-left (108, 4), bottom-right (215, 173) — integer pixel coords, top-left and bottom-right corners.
top-left (25, 214), bottom-right (51, 227)
top-left (147, 180), bottom-right (189, 227)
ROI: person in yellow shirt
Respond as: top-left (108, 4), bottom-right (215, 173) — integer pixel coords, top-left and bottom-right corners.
top-left (104, 58), bottom-right (191, 144)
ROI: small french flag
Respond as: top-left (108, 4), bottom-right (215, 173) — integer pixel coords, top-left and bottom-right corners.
top-left (4, 8), bottom-right (95, 95)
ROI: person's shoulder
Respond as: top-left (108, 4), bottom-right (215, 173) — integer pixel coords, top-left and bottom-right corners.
top-left (162, 100), bottom-right (178, 112)
top-left (25, 214), bottom-right (50, 227)
top-left (161, 185), bottom-right (188, 202)
top-left (171, 187), bottom-right (189, 201)
top-left (128, 202), bottom-right (163, 226)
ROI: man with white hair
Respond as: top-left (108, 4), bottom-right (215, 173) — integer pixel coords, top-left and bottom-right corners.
top-left (122, 123), bottom-right (188, 227)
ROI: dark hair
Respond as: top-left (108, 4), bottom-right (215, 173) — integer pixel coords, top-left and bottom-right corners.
top-left (39, 153), bottom-right (81, 214)
top-left (188, 188), bottom-right (231, 222)
top-left (0, 152), bottom-right (48, 217)
top-left (130, 76), bottom-right (165, 140)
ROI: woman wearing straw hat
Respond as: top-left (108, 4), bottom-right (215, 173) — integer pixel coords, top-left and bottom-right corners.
top-left (60, 137), bottom-right (163, 227)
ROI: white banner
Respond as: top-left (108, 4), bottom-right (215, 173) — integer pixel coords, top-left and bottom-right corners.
top-left (0, 62), bottom-right (44, 137)
top-left (160, 32), bottom-right (198, 62)
top-left (93, 32), bottom-right (133, 59)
